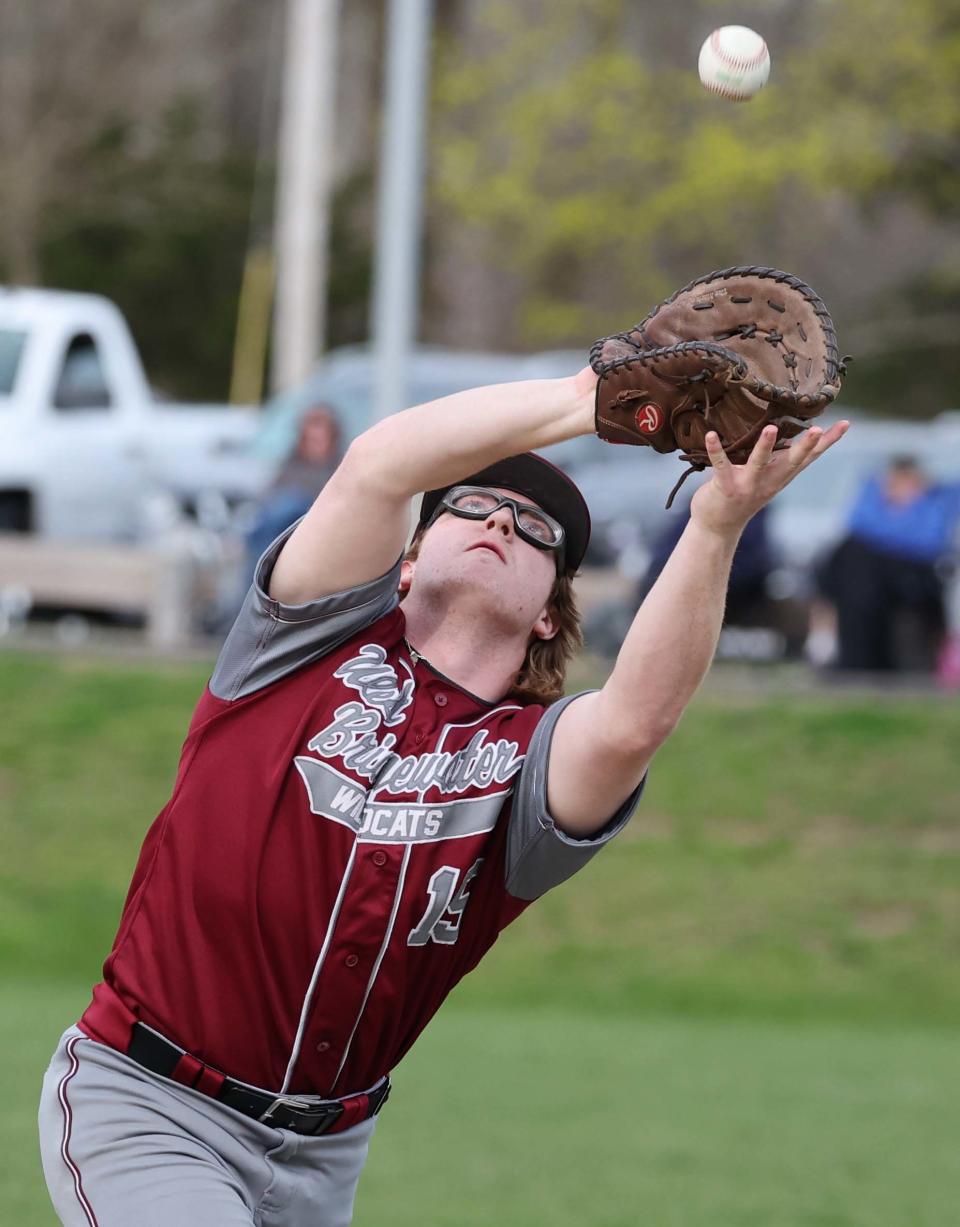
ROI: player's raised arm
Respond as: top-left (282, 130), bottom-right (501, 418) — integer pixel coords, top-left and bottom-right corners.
top-left (546, 421), bottom-right (849, 838)
top-left (538, 267), bottom-right (848, 836)
top-left (267, 369), bottom-right (597, 604)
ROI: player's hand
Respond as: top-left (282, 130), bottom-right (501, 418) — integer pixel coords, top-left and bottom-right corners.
top-left (690, 419), bottom-right (850, 538)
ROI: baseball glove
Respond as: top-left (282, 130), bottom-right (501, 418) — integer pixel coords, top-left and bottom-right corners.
top-left (590, 266), bottom-right (845, 507)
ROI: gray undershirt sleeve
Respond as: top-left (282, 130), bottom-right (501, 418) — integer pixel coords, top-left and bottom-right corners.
top-left (209, 518), bottom-right (402, 701)
top-left (505, 692), bottom-right (644, 901)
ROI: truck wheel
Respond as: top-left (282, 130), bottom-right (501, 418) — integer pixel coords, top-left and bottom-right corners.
top-left (0, 493), bottom-right (32, 533)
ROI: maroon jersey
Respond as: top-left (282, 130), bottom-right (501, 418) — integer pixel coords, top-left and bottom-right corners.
top-left (80, 522), bottom-right (640, 1096)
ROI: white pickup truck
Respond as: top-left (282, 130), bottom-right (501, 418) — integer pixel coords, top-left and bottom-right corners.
top-left (0, 287), bottom-right (269, 540)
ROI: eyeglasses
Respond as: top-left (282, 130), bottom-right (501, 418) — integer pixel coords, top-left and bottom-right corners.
top-left (429, 486), bottom-right (566, 567)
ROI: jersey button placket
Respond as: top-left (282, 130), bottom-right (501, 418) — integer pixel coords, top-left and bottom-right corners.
top-left (297, 846), bottom-right (404, 1090)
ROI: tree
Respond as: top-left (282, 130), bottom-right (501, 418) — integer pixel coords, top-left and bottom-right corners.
top-left (0, 0), bottom-right (378, 399)
top-left (39, 103), bottom-right (256, 400)
top-left (426, 0), bottom-right (960, 412)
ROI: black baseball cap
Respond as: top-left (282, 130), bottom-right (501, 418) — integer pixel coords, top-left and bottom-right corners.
top-left (418, 453), bottom-right (591, 572)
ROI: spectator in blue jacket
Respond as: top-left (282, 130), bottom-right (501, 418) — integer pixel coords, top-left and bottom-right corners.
top-left (818, 456), bottom-right (960, 671)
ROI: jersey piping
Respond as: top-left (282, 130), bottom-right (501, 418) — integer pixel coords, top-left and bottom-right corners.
top-left (332, 843), bottom-right (412, 1091)
top-left (281, 842), bottom-right (359, 1092)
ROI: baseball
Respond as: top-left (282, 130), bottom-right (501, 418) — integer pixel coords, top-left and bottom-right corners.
top-left (698, 26), bottom-right (770, 101)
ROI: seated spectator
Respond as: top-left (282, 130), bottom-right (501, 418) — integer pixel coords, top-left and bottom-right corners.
top-left (585, 497), bottom-right (776, 658)
top-left (211, 404), bottom-right (344, 633)
top-left (244, 403), bottom-right (343, 569)
top-left (636, 498), bottom-right (774, 626)
top-left (816, 456), bottom-right (960, 672)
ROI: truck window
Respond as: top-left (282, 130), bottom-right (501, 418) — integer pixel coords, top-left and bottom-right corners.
top-left (0, 329), bottom-right (26, 396)
top-left (54, 333), bottom-right (113, 410)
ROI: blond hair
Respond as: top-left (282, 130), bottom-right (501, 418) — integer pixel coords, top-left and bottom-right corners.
top-left (402, 525), bottom-right (582, 706)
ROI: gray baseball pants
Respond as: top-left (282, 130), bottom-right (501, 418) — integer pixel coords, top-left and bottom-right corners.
top-left (38, 1026), bottom-right (376, 1227)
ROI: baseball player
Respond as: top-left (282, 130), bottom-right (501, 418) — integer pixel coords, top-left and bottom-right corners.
top-left (38, 273), bottom-right (847, 1226)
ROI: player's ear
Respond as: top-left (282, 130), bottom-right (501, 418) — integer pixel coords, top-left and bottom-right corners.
top-left (531, 601), bottom-right (558, 642)
top-left (398, 558), bottom-right (415, 596)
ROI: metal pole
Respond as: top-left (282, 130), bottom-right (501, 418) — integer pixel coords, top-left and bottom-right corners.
top-left (272, 0), bottom-right (340, 394)
top-left (370, 0), bottom-right (434, 422)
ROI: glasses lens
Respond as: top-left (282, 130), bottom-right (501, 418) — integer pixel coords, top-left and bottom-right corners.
top-left (443, 487), bottom-right (564, 554)
top-left (517, 507), bottom-right (561, 545)
top-left (448, 489), bottom-right (500, 515)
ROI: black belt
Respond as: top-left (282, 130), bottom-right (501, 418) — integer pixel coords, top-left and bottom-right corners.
top-left (127, 1023), bottom-right (390, 1137)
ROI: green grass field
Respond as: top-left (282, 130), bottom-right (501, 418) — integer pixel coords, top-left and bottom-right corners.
top-left (7, 985), bottom-right (959, 1227)
top-left (2, 649), bottom-right (958, 1224)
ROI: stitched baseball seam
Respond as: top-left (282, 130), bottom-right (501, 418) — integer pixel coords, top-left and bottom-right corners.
top-left (710, 29), bottom-right (768, 71)
top-left (701, 79), bottom-right (757, 100)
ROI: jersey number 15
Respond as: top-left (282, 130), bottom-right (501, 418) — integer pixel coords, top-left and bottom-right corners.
top-left (408, 859), bottom-right (483, 947)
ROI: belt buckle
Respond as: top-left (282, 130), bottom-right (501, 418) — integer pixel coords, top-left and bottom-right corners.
top-left (258, 1094), bottom-right (343, 1135)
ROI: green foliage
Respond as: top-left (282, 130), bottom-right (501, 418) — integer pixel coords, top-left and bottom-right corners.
top-left (326, 168), bottom-right (376, 350)
top-left (430, 0), bottom-right (960, 410)
top-left (39, 101), bottom-right (258, 400)
top-left (840, 271), bottom-right (960, 417)
top-left (37, 100), bottom-right (374, 400)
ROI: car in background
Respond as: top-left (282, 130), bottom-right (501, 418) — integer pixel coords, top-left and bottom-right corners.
top-left (0, 287), bottom-right (268, 541)
top-left (255, 348), bottom-right (960, 654)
